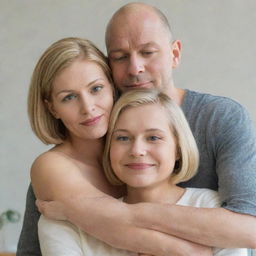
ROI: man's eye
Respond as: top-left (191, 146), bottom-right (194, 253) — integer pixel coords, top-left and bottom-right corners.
top-left (62, 94), bottom-right (76, 102)
top-left (143, 51), bottom-right (153, 55)
top-left (91, 85), bottom-right (103, 93)
top-left (112, 55), bottom-right (127, 61)
top-left (116, 136), bottom-right (129, 141)
top-left (142, 51), bottom-right (155, 57)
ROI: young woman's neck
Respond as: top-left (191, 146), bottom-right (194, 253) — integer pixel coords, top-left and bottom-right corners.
top-left (124, 182), bottom-right (185, 205)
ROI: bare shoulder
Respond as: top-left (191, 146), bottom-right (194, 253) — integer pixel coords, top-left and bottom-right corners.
top-left (31, 150), bottom-right (99, 200)
top-left (31, 150), bottom-right (78, 175)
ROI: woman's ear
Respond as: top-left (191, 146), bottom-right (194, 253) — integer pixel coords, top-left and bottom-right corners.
top-left (44, 99), bottom-right (59, 119)
top-left (175, 145), bottom-right (181, 161)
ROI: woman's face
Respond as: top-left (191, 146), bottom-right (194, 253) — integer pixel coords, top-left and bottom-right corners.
top-left (110, 103), bottom-right (179, 189)
top-left (48, 59), bottom-right (114, 141)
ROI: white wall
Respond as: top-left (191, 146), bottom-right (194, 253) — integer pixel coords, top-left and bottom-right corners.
top-left (1, 0), bottom-right (255, 251)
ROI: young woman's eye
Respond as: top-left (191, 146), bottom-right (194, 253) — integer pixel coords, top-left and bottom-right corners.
top-left (116, 135), bottom-right (129, 141)
top-left (148, 135), bottom-right (161, 141)
top-left (62, 94), bottom-right (77, 102)
top-left (91, 85), bottom-right (103, 93)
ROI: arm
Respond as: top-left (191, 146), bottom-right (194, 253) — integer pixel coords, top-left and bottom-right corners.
top-left (16, 184), bottom-right (41, 256)
top-left (32, 152), bottom-right (212, 256)
top-left (38, 191), bottom-right (256, 250)
top-left (132, 203), bottom-right (256, 248)
top-left (137, 100), bottom-right (256, 249)
top-left (147, 97), bottom-right (256, 249)
top-left (37, 100), bottom-right (256, 250)
top-left (38, 197), bottom-right (213, 256)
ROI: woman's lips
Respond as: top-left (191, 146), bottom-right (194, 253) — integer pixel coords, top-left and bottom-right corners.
top-left (80, 115), bottom-right (102, 126)
top-left (124, 163), bottom-right (155, 170)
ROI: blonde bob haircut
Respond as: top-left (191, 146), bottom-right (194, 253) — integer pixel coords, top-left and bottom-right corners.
top-left (28, 37), bottom-right (113, 145)
top-left (103, 89), bottom-right (199, 186)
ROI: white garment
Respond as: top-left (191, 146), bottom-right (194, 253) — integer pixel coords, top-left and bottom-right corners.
top-left (38, 188), bottom-right (248, 256)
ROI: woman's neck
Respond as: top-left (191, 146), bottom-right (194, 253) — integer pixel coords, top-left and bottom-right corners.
top-left (53, 136), bottom-right (105, 167)
top-left (124, 182), bottom-right (185, 205)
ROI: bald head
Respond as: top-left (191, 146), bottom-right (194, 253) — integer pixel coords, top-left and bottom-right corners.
top-left (105, 2), bottom-right (173, 48)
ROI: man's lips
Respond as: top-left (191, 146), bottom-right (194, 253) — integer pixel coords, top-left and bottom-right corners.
top-left (125, 81), bottom-right (152, 88)
top-left (124, 163), bottom-right (155, 170)
top-left (80, 115), bottom-right (102, 126)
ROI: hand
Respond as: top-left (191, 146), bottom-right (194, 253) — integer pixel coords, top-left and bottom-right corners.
top-left (36, 199), bottom-right (67, 220)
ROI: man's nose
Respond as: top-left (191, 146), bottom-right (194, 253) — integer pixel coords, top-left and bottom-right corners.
top-left (127, 55), bottom-right (145, 76)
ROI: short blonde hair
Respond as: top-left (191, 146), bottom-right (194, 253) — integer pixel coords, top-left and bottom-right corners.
top-left (28, 37), bottom-right (113, 145)
top-left (103, 89), bottom-right (199, 186)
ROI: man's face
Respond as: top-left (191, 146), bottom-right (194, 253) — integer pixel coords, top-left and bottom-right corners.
top-left (106, 12), bottom-right (180, 93)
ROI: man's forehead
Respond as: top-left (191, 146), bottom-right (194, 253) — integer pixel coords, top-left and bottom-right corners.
top-left (106, 9), bottom-right (166, 47)
top-left (108, 41), bottom-right (161, 55)
top-left (106, 22), bottom-right (168, 53)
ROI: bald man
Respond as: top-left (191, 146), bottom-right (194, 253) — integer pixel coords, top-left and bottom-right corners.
top-left (17, 3), bottom-right (256, 256)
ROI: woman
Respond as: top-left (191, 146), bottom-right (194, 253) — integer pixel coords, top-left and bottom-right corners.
top-left (38, 89), bottom-right (247, 255)
top-left (103, 89), bottom-right (247, 256)
top-left (28, 37), bottom-right (212, 256)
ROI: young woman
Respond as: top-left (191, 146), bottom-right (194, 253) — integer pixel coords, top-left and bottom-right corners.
top-left (38, 89), bottom-right (247, 255)
top-left (29, 37), bottom-right (211, 256)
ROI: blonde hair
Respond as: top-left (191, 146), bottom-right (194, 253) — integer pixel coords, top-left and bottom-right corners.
top-left (103, 89), bottom-right (199, 185)
top-left (28, 37), bottom-right (113, 144)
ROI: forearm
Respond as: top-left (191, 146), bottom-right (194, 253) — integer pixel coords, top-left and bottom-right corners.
top-left (133, 203), bottom-right (256, 249)
top-left (40, 195), bottom-right (212, 256)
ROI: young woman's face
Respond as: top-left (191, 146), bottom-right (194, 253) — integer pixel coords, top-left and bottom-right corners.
top-left (110, 103), bottom-right (179, 189)
top-left (49, 59), bottom-right (114, 141)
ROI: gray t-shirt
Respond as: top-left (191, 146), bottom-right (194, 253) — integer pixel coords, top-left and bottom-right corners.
top-left (180, 89), bottom-right (256, 216)
top-left (17, 89), bottom-right (256, 255)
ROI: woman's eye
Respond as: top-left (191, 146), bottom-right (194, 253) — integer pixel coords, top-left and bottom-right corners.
top-left (62, 94), bottom-right (76, 102)
top-left (116, 136), bottom-right (129, 141)
top-left (148, 136), bottom-right (161, 141)
top-left (92, 85), bottom-right (103, 93)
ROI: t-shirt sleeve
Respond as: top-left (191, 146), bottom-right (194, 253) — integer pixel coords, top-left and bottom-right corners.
top-left (38, 216), bottom-right (84, 256)
top-left (212, 99), bottom-right (256, 216)
top-left (16, 184), bottom-right (41, 256)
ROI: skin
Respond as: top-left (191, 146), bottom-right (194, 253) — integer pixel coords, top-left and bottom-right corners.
top-left (111, 104), bottom-right (186, 256)
top-left (106, 3), bottom-right (184, 105)
top-left (110, 103), bottom-right (184, 205)
top-left (32, 58), bottom-right (119, 207)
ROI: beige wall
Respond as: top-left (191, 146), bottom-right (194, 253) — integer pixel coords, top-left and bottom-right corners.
top-left (1, 0), bottom-right (255, 251)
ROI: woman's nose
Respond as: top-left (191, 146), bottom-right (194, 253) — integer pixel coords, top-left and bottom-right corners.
top-left (129, 139), bottom-right (146, 157)
top-left (80, 94), bottom-right (95, 114)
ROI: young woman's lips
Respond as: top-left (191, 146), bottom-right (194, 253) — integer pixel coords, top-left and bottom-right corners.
top-left (80, 115), bottom-right (102, 126)
top-left (125, 163), bottom-right (154, 170)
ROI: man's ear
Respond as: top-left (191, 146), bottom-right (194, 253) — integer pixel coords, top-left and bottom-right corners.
top-left (171, 40), bottom-right (182, 69)
top-left (44, 99), bottom-right (59, 119)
